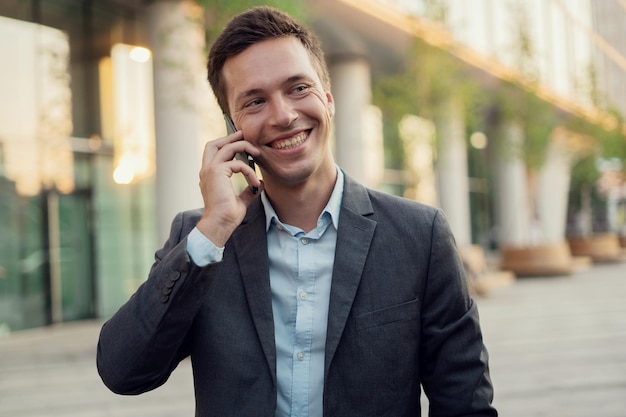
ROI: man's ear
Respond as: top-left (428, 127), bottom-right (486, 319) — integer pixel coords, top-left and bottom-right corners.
top-left (326, 91), bottom-right (335, 117)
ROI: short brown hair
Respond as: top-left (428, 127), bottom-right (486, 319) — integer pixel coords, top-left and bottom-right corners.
top-left (207, 6), bottom-right (330, 116)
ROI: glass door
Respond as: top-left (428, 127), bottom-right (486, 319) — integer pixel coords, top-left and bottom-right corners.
top-left (48, 190), bottom-right (96, 323)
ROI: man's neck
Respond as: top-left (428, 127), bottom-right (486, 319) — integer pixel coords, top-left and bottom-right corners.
top-left (263, 166), bottom-right (338, 233)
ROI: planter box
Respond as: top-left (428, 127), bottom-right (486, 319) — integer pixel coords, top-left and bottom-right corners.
top-left (568, 233), bottom-right (625, 263)
top-left (459, 245), bottom-right (515, 295)
top-left (500, 241), bottom-right (583, 277)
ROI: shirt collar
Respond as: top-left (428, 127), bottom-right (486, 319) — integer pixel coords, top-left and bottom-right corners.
top-left (261, 167), bottom-right (344, 232)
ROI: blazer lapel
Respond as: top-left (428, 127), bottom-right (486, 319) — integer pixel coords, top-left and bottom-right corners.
top-left (230, 177), bottom-right (377, 385)
top-left (232, 199), bottom-right (277, 385)
top-left (324, 176), bottom-right (376, 379)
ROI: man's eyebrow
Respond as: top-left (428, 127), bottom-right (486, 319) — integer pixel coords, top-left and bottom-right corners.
top-left (284, 74), bottom-right (314, 85)
top-left (235, 88), bottom-right (264, 104)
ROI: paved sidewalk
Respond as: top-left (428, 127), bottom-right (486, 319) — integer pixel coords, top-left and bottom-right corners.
top-left (479, 261), bottom-right (626, 417)
top-left (1, 262), bottom-right (625, 416)
top-left (0, 321), bottom-right (195, 417)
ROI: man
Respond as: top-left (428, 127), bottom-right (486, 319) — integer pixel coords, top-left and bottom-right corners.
top-left (97, 6), bottom-right (497, 417)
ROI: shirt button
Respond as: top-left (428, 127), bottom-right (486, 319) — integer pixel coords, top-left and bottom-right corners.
top-left (276, 224), bottom-right (284, 231)
top-left (300, 237), bottom-right (310, 245)
top-left (299, 291), bottom-right (308, 301)
top-left (297, 352), bottom-right (305, 361)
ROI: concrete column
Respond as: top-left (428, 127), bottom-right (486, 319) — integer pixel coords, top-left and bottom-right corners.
top-left (329, 58), bottom-right (383, 188)
top-left (434, 97), bottom-right (472, 247)
top-left (400, 114), bottom-right (438, 207)
top-left (492, 122), bottom-right (531, 246)
top-left (147, 0), bottom-right (222, 244)
top-left (536, 136), bottom-right (573, 244)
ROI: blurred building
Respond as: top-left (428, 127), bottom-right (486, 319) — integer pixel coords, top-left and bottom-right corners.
top-left (1, 0), bottom-right (624, 331)
top-left (0, 0), bottom-right (156, 331)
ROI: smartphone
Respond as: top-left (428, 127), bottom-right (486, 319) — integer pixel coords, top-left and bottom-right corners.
top-left (224, 114), bottom-right (258, 194)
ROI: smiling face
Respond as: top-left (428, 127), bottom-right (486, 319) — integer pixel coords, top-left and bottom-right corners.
top-left (222, 36), bottom-right (336, 189)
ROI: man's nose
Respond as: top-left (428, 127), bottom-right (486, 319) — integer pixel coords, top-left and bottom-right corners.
top-left (269, 95), bottom-right (297, 127)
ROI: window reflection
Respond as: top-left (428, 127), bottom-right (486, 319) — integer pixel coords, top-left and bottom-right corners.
top-left (0, 16), bottom-right (74, 196)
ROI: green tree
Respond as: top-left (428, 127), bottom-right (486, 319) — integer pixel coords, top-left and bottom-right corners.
top-left (372, 39), bottom-right (481, 171)
top-left (196, 0), bottom-right (307, 45)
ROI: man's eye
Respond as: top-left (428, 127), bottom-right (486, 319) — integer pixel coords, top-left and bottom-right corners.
top-left (293, 85), bottom-right (309, 94)
top-left (245, 98), bottom-right (264, 108)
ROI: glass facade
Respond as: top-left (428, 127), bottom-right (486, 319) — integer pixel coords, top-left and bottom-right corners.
top-left (0, 0), bottom-right (156, 332)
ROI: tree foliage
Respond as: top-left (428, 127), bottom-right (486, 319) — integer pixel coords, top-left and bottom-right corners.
top-left (372, 39), bottom-right (481, 169)
top-left (489, 82), bottom-right (557, 171)
top-left (195, 0), bottom-right (308, 45)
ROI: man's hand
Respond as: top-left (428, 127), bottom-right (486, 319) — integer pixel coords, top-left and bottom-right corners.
top-left (196, 130), bottom-right (262, 247)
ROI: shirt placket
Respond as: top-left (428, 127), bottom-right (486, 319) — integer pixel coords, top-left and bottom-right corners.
top-left (291, 233), bottom-right (315, 417)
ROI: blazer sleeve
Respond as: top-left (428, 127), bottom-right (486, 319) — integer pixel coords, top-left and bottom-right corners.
top-left (96, 210), bottom-right (217, 395)
top-left (420, 210), bottom-right (497, 416)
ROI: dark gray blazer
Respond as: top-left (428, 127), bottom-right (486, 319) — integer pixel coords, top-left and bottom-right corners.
top-left (97, 175), bottom-right (496, 417)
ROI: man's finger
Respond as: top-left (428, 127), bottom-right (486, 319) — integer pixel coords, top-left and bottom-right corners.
top-left (202, 130), bottom-right (245, 163)
top-left (239, 180), bottom-right (264, 205)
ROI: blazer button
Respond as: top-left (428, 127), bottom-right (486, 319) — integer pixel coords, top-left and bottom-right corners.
top-left (160, 294), bottom-right (169, 303)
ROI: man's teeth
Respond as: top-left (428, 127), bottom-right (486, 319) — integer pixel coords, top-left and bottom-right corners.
top-left (272, 132), bottom-right (307, 150)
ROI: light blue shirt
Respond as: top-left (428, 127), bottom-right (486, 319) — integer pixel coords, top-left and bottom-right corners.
top-left (186, 169), bottom-right (344, 417)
